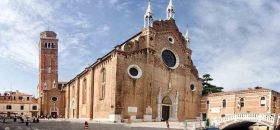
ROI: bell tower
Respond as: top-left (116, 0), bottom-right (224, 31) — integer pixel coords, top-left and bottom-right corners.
top-left (38, 31), bottom-right (58, 92)
top-left (38, 31), bottom-right (59, 115)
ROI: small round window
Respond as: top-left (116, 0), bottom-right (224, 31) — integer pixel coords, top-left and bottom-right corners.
top-left (127, 65), bottom-right (142, 79)
top-left (129, 68), bottom-right (138, 76)
top-left (168, 36), bottom-right (175, 44)
top-left (190, 84), bottom-right (196, 91)
top-left (52, 97), bottom-right (58, 102)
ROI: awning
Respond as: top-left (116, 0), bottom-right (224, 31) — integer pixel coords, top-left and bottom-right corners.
top-left (10, 112), bottom-right (17, 115)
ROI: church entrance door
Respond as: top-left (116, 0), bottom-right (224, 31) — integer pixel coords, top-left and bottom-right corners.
top-left (51, 112), bottom-right (57, 118)
top-left (162, 105), bottom-right (170, 121)
top-left (161, 96), bottom-right (172, 121)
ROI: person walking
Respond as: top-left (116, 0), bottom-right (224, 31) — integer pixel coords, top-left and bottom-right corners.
top-left (166, 120), bottom-right (170, 130)
top-left (84, 121), bottom-right (89, 130)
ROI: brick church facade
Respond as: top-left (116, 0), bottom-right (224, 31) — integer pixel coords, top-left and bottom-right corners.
top-left (64, 0), bottom-right (203, 122)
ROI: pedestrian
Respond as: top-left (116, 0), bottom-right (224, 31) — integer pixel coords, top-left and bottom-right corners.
top-left (166, 120), bottom-right (170, 129)
top-left (84, 121), bottom-right (89, 130)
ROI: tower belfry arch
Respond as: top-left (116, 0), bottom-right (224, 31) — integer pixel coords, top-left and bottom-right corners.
top-left (144, 0), bottom-right (153, 28)
top-left (166, 0), bottom-right (175, 19)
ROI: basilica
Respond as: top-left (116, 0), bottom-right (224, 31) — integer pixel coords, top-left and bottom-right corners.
top-left (63, 0), bottom-right (202, 122)
top-left (37, 0), bottom-right (203, 122)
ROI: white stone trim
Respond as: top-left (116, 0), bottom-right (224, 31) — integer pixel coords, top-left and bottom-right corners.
top-left (269, 91), bottom-right (272, 113)
top-left (157, 88), bottom-right (162, 121)
top-left (143, 115), bottom-right (152, 122)
top-left (51, 96), bottom-right (58, 102)
top-left (127, 64), bottom-right (143, 79)
top-left (91, 114), bottom-right (121, 123)
top-left (259, 96), bottom-right (266, 107)
top-left (168, 36), bottom-right (175, 44)
top-left (190, 84), bottom-right (196, 91)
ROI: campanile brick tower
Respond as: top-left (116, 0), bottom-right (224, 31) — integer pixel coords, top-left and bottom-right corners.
top-left (38, 31), bottom-right (58, 93)
top-left (38, 31), bottom-right (64, 117)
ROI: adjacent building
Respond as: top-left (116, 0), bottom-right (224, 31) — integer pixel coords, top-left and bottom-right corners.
top-left (64, 0), bottom-right (203, 122)
top-left (200, 86), bottom-right (280, 119)
top-left (0, 90), bottom-right (39, 117)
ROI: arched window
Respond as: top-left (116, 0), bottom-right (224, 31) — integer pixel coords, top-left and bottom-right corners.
top-left (222, 99), bottom-right (226, 108)
top-left (43, 82), bottom-right (47, 90)
top-left (82, 78), bottom-right (87, 104)
top-left (206, 100), bottom-right (210, 108)
top-left (162, 96), bottom-right (172, 105)
top-left (260, 97), bottom-right (266, 106)
top-left (45, 43), bottom-right (47, 48)
top-left (6, 105), bottom-right (12, 110)
top-left (239, 98), bottom-right (245, 108)
top-left (100, 68), bottom-right (106, 100)
top-left (53, 81), bottom-right (56, 88)
top-left (48, 43), bottom-right (51, 48)
top-left (72, 85), bottom-right (75, 98)
top-left (51, 43), bottom-right (54, 48)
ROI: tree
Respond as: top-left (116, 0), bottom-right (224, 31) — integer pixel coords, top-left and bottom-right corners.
top-left (202, 74), bottom-right (223, 95)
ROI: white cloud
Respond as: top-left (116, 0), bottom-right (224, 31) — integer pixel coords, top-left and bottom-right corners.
top-left (192, 1), bottom-right (280, 90)
top-left (0, 0), bottom-right (91, 69)
top-left (109, 0), bottom-right (119, 4)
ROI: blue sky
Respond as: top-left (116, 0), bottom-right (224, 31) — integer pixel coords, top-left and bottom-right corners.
top-left (0, 0), bottom-right (279, 95)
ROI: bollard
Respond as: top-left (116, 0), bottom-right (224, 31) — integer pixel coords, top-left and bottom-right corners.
top-left (192, 121), bottom-right (196, 130)
top-left (183, 120), bottom-right (188, 130)
top-left (84, 121), bottom-right (89, 130)
top-left (128, 117), bottom-right (132, 124)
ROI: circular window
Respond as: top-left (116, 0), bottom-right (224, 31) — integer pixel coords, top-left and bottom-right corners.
top-left (190, 84), bottom-right (196, 91)
top-left (129, 68), bottom-right (138, 76)
top-left (127, 65), bottom-right (142, 79)
top-left (51, 97), bottom-right (58, 102)
top-left (161, 50), bottom-right (178, 69)
top-left (168, 36), bottom-right (174, 44)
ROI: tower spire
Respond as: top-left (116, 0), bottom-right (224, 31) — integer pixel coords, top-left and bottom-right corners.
top-left (166, 0), bottom-right (175, 20)
top-left (185, 25), bottom-right (190, 47)
top-left (144, 0), bottom-right (153, 28)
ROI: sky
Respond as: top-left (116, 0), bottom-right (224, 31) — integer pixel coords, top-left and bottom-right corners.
top-left (0, 0), bottom-right (279, 95)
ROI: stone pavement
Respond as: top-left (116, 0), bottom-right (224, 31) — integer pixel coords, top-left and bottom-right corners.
top-left (126, 122), bottom-right (184, 129)
top-left (0, 119), bottom-right (184, 130)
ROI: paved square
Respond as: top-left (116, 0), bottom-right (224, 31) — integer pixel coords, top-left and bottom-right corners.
top-left (0, 119), bottom-right (184, 130)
